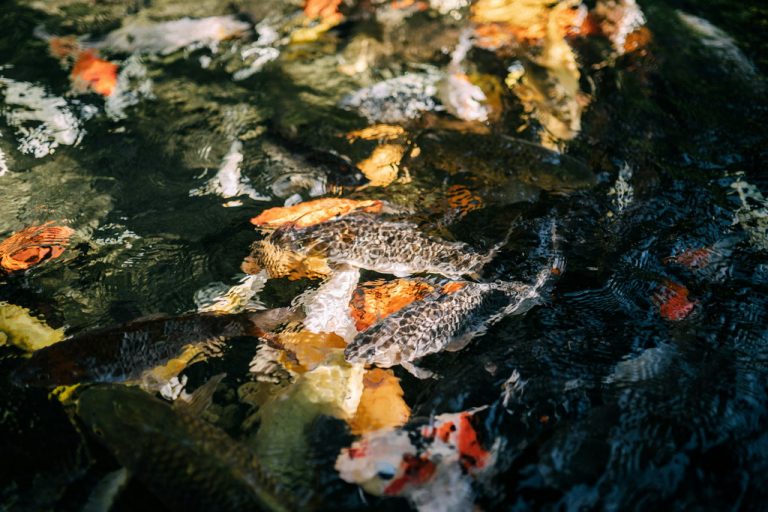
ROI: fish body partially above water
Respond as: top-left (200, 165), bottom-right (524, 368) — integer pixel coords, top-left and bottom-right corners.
top-left (76, 385), bottom-right (291, 512)
top-left (13, 310), bottom-right (292, 386)
top-left (345, 264), bottom-right (559, 377)
top-left (251, 212), bottom-right (496, 279)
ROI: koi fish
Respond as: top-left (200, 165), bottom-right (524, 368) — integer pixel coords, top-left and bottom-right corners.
top-left (345, 262), bottom-right (561, 378)
top-left (76, 384), bottom-right (291, 512)
top-left (336, 407), bottom-right (494, 511)
top-left (13, 310), bottom-right (293, 386)
top-left (249, 212), bottom-right (502, 280)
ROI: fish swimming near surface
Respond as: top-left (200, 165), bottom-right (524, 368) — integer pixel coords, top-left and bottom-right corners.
top-left (249, 212), bottom-right (503, 280)
top-left (13, 309), bottom-right (295, 386)
top-left (336, 407), bottom-right (495, 511)
top-left (345, 261), bottom-right (562, 378)
top-left (76, 384), bottom-right (292, 512)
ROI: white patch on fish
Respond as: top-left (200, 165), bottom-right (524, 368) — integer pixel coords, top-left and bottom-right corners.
top-left (438, 73), bottom-right (489, 122)
top-left (98, 16), bottom-right (251, 55)
top-left (340, 70), bottom-right (442, 123)
top-left (0, 77), bottom-right (84, 157)
top-left (105, 54), bottom-right (154, 120)
top-left (300, 266), bottom-right (360, 342)
top-left (190, 140), bottom-right (270, 202)
top-left (195, 271), bottom-right (268, 314)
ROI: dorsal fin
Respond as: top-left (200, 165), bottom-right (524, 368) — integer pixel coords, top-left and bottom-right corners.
top-left (173, 373), bottom-right (226, 416)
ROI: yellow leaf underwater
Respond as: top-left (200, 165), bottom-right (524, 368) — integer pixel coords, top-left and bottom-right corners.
top-left (277, 330), bottom-right (347, 373)
top-left (346, 125), bottom-right (406, 142)
top-left (251, 198), bottom-right (384, 229)
top-left (0, 303), bottom-right (65, 351)
top-left (348, 368), bottom-right (411, 434)
top-left (356, 144), bottom-right (406, 187)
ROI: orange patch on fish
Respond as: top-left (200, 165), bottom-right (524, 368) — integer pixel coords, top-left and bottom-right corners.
top-left (664, 246), bottom-right (712, 269)
top-left (251, 198), bottom-right (384, 229)
top-left (348, 368), bottom-right (411, 434)
top-left (350, 279), bottom-right (435, 332)
top-left (421, 411), bottom-right (490, 472)
top-left (623, 27), bottom-right (652, 54)
top-left (441, 282), bottom-right (467, 294)
top-left (654, 280), bottom-right (697, 321)
top-left (304, 0), bottom-right (344, 23)
top-left (455, 413), bottom-right (490, 471)
top-left (384, 454), bottom-right (437, 496)
top-left (0, 223), bottom-right (74, 273)
top-left (446, 185), bottom-right (484, 216)
top-left (70, 50), bottom-right (118, 96)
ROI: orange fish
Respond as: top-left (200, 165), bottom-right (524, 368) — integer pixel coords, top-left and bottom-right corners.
top-left (304, 0), bottom-right (344, 23)
top-left (0, 223), bottom-right (74, 273)
top-left (70, 49), bottom-right (119, 96)
top-left (251, 198), bottom-right (384, 230)
top-left (349, 279), bottom-right (435, 332)
top-left (654, 280), bottom-right (697, 321)
top-left (446, 185), bottom-right (484, 216)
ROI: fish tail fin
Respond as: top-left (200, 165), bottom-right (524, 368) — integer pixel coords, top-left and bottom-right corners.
top-left (500, 218), bottom-right (565, 315)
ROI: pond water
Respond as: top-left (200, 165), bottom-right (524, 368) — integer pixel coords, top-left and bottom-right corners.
top-left (0, 0), bottom-right (767, 510)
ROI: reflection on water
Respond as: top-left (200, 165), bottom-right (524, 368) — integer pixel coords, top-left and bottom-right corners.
top-left (1, 0), bottom-right (767, 510)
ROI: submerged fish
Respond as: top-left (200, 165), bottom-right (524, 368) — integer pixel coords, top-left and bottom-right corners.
top-left (76, 385), bottom-right (291, 512)
top-left (250, 212), bottom-right (500, 280)
top-left (13, 310), bottom-right (293, 386)
top-left (345, 263), bottom-right (560, 377)
top-left (336, 407), bottom-right (494, 511)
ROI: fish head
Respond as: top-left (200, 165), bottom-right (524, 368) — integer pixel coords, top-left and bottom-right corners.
top-left (335, 429), bottom-right (430, 496)
top-left (76, 385), bottom-right (158, 460)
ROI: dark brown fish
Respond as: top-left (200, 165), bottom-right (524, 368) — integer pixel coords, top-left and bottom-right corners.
top-left (13, 310), bottom-right (295, 386)
top-left (76, 384), bottom-right (293, 512)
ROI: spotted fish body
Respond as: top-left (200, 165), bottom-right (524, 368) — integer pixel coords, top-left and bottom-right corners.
top-left (13, 312), bottom-right (274, 386)
top-left (345, 266), bottom-right (556, 376)
top-left (76, 385), bottom-right (292, 512)
top-left (253, 213), bottom-right (494, 279)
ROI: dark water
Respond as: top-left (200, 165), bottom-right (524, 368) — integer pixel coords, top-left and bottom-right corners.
top-left (1, 0), bottom-right (767, 510)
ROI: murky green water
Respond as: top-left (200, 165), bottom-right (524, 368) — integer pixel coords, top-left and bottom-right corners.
top-left (1, 0), bottom-right (767, 510)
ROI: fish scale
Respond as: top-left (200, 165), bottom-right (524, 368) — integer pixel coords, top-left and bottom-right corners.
top-left (14, 313), bottom-right (253, 386)
top-left (256, 212), bottom-right (495, 279)
top-left (345, 265), bottom-right (556, 377)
